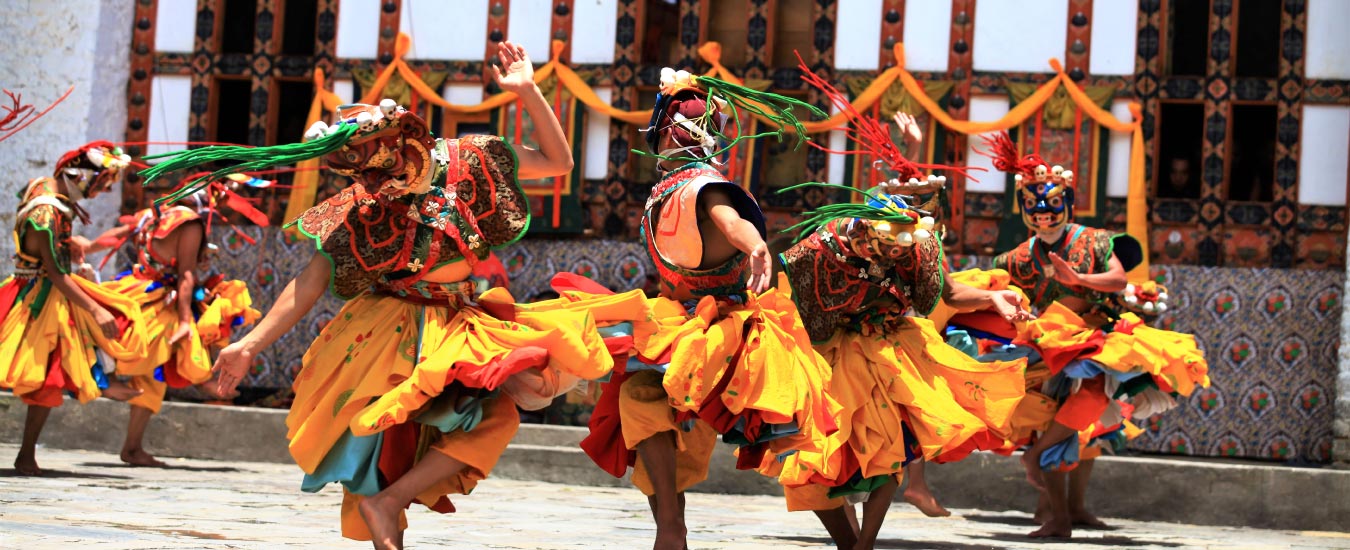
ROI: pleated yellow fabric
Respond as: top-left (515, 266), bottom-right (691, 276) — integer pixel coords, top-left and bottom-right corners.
top-left (813, 317), bottom-right (1025, 478)
top-left (101, 276), bottom-right (211, 386)
top-left (286, 287), bottom-right (618, 475)
top-left (0, 275), bottom-right (148, 405)
top-left (196, 279), bottom-right (261, 348)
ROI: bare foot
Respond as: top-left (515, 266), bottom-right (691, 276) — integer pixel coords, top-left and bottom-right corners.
top-left (1071, 510), bottom-right (1110, 529)
top-left (120, 449), bottom-right (168, 468)
top-left (652, 523), bottom-right (687, 550)
top-left (854, 535), bottom-right (876, 550)
top-left (14, 454), bottom-right (42, 476)
top-left (1020, 452), bottom-right (1046, 491)
top-left (102, 383), bottom-right (143, 402)
top-left (1029, 516), bottom-right (1072, 538)
top-left (358, 494), bottom-right (405, 550)
top-left (903, 487), bottom-right (952, 517)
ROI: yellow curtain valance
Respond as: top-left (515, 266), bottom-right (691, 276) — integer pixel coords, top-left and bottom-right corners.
top-left (283, 35), bottom-right (1150, 280)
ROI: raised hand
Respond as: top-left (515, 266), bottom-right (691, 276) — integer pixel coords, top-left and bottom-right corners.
top-left (492, 41), bottom-right (535, 94)
top-left (893, 111), bottom-right (923, 146)
top-left (1048, 252), bottom-right (1082, 287)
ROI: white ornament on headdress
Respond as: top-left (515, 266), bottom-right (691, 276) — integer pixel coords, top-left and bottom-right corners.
top-left (1142, 301), bottom-right (1155, 312)
top-left (913, 229), bottom-right (932, 241)
top-left (305, 121), bottom-right (329, 140)
top-left (1156, 302), bottom-right (1168, 313)
top-left (896, 231), bottom-right (914, 246)
top-left (379, 98), bottom-right (398, 116)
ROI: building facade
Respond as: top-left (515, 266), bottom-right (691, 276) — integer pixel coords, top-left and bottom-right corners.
top-left (2, 0), bottom-right (1348, 465)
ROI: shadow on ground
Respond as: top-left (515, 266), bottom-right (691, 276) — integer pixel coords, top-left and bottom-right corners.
top-left (972, 533), bottom-right (1181, 547)
top-left (77, 462), bottom-right (243, 473)
top-left (766, 535), bottom-right (1000, 550)
top-left (0, 468), bottom-right (131, 480)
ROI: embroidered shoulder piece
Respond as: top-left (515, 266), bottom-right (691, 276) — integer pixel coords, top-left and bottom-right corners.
top-left (992, 223), bottom-right (1114, 309)
top-left (288, 135), bottom-right (527, 300)
top-left (13, 178), bottom-right (74, 275)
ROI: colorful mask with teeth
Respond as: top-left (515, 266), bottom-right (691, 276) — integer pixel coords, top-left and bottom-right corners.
top-left (1016, 164), bottom-right (1075, 232)
top-left (309, 100), bottom-right (437, 197)
top-left (978, 132), bottom-right (1076, 232)
top-left (54, 141), bottom-right (132, 198)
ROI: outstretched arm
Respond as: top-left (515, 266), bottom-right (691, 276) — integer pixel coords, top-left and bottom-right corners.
top-left (213, 251), bottom-right (332, 393)
top-left (493, 41), bottom-right (574, 180)
top-left (704, 188), bottom-right (771, 293)
top-left (942, 274), bottom-right (1034, 322)
top-left (1049, 252), bottom-right (1127, 294)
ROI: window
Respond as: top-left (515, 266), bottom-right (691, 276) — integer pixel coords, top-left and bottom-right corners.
top-left (1155, 102), bottom-right (1204, 199)
top-left (214, 78), bottom-right (252, 144)
top-left (1165, 0), bottom-right (1208, 76)
top-left (772, 0), bottom-right (814, 67)
top-left (280, 0), bottom-right (317, 56)
top-left (1235, 0), bottom-right (1280, 78)
top-left (1228, 103), bottom-right (1276, 202)
top-left (221, 0), bottom-right (258, 54)
top-left (705, 0), bottom-right (748, 68)
top-left (641, 0), bottom-right (682, 66)
top-left (274, 80), bottom-right (313, 145)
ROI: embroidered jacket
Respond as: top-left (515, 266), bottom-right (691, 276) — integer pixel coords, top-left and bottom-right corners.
top-left (289, 135), bottom-right (528, 300)
top-left (780, 217), bottom-right (946, 342)
top-left (992, 223), bottom-right (1116, 310)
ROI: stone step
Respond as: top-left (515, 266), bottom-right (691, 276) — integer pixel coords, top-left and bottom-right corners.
top-left (3, 394), bottom-right (1347, 532)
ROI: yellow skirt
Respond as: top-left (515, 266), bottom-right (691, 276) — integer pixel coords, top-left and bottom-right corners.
top-left (816, 317), bottom-right (1025, 476)
top-left (101, 275), bottom-right (215, 413)
top-left (630, 275), bottom-right (844, 488)
top-left (0, 275), bottom-right (148, 406)
top-left (286, 285), bottom-right (632, 480)
top-left (196, 279), bottom-right (261, 348)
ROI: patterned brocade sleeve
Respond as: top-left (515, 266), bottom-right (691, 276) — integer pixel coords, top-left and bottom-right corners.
top-left (894, 236), bottom-right (946, 316)
top-left (454, 135), bottom-right (529, 250)
top-left (1088, 228), bottom-right (1116, 273)
top-left (288, 185), bottom-right (391, 300)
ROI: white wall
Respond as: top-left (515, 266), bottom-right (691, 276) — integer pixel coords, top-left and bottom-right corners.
top-left (0, 0), bottom-right (132, 273)
top-left (1298, 104), bottom-right (1350, 206)
top-left (1306, 0), bottom-right (1350, 79)
top-left (332, 79), bottom-right (354, 104)
top-left (1090, 0), bottom-right (1137, 76)
top-left (443, 83), bottom-right (485, 107)
top-left (1105, 99), bottom-right (1133, 198)
top-left (902, 0), bottom-right (952, 72)
top-left (336, 0), bottom-right (380, 59)
top-left (147, 76), bottom-right (192, 157)
top-left (583, 88), bottom-right (613, 180)
top-left (834, 0), bottom-right (882, 70)
top-left (826, 103), bottom-right (847, 184)
top-left (401, 0), bottom-right (487, 60)
top-left (509, 0), bottom-right (553, 62)
top-left (154, 0), bottom-right (197, 53)
top-left (973, 0), bottom-right (1067, 73)
top-left (964, 96), bottom-right (1012, 193)
top-left (572, 0), bottom-right (618, 64)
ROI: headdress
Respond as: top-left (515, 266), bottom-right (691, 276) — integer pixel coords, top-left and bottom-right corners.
top-left (1113, 281), bottom-right (1170, 316)
top-left (139, 99), bottom-right (432, 204)
top-left (639, 68), bottom-right (826, 163)
top-left (0, 86), bottom-right (73, 144)
top-left (54, 141), bottom-right (133, 200)
top-left (794, 53), bottom-right (974, 236)
top-left (978, 132), bottom-right (1075, 232)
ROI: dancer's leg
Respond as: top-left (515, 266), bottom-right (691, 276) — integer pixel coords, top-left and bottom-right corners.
top-left (901, 460), bottom-right (951, 517)
top-left (14, 405), bottom-right (52, 476)
top-left (120, 405), bottom-right (166, 467)
top-left (636, 430), bottom-right (686, 550)
top-left (1028, 471), bottom-right (1071, 538)
top-left (1068, 458), bottom-right (1108, 527)
top-left (359, 450), bottom-right (467, 550)
top-left (855, 476), bottom-right (899, 550)
top-left (812, 506), bottom-right (859, 550)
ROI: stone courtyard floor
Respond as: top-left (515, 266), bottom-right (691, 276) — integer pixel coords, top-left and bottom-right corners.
top-left (0, 444), bottom-right (1345, 550)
